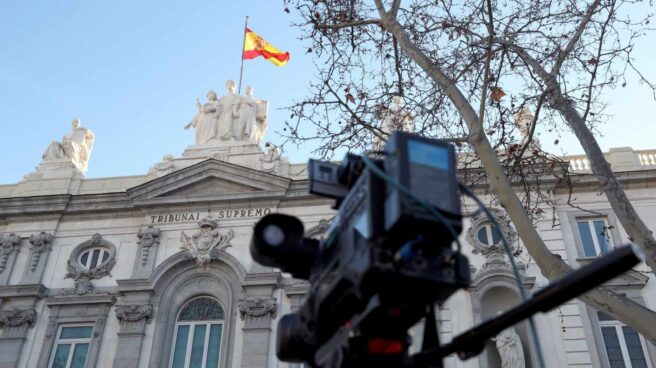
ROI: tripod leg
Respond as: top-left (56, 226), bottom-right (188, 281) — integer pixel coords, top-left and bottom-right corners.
top-left (421, 305), bottom-right (443, 368)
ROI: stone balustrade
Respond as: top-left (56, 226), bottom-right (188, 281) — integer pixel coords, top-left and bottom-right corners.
top-left (566, 148), bottom-right (656, 173)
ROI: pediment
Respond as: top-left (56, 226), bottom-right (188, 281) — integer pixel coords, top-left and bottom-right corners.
top-left (128, 159), bottom-right (291, 205)
top-left (604, 269), bottom-right (649, 290)
top-left (158, 176), bottom-right (259, 197)
top-left (577, 258), bottom-right (649, 290)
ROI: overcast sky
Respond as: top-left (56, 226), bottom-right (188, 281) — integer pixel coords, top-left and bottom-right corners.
top-left (1, 1), bottom-right (655, 184)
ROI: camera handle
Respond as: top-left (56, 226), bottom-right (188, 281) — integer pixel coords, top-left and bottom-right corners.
top-left (408, 244), bottom-right (642, 366)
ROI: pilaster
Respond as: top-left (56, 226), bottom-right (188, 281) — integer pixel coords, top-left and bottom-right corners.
top-left (0, 308), bottom-right (37, 368)
top-left (0, 284), bottom-right (45, 368)
top-left (239, 272), bottom-right (282, 368)
top-left (112, 304), bottom-right (153, 368)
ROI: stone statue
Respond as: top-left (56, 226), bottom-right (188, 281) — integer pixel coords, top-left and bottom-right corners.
top-left (261, 142), bottom-right (281, 173)
top-left (493, 325), bottom-right (525, 368)
top-left (234, 85), bottom-right (256, 140)
top-left (42, 119), bottom-right (95, 173)
top-left (148, 154), bottom-right (175, 177)
top-left (374, 95), bottom-right (413, 149)
top-left (239, 86), bottom-right (269, 144)
top-left (215, 80), bottom-right (240, 140)
top-left (514, 107), bottom-right (540, 149)
top-left (185, 90), bottom-right (220, 145)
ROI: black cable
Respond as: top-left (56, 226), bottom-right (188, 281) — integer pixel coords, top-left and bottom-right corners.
top-left (458, 182), bottom-right (546, 368)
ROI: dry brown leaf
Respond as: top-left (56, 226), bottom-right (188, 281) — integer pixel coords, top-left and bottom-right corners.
top-left (490, 86), bottom-right (506, 102)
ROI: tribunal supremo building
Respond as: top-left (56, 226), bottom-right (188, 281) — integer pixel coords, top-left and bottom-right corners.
top-left (0, 86), bottom-right (655, 368)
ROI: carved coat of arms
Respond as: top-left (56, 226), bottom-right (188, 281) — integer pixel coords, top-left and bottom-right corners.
top-left (181, 216), bottom-right (234, 267)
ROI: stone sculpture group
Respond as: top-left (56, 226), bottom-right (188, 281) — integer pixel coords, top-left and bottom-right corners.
top-left (185, 80), bottom-right (268, 146)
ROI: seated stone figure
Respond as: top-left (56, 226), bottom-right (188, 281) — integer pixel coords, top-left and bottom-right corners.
top-left (42, 119), bottom-right (95, 173)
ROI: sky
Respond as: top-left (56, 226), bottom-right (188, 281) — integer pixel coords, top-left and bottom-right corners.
top-left (1, 1), bottom-right (655, 184)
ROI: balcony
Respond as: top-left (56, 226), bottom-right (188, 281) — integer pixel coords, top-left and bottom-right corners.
top-left (566, 147), bottom-right (656, 173)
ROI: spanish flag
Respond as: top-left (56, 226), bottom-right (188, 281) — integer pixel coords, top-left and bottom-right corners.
top-left (242, 28), bottom-right (290, 67)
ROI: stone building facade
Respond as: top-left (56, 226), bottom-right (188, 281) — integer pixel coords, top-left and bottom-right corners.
top-left (0, 86), bottom-right (655, 367)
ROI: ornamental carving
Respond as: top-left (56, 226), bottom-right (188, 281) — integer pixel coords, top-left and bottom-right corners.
top-left (115, 304), bottom-right (153, 323)
top-left (466, 210), bottom-right (517, 272)
top-left (181, 216), bottom-right (234, 268)
top-left (304, 218), bottom-right (334, 239)
top-left (0, 308), bottom-right (37, 327)
top-left (28, 232), bottom-right (54, 272)
top-left (64, 233), bottom-right (116, 295)
top-left (238, 296), bottom-right (277, 320)
top-left (0, 233), bottom-right (22, 274)
top-left (259, 142), bottom-right (281, 174)
top-left (137, 226), bottom-right (161, 266)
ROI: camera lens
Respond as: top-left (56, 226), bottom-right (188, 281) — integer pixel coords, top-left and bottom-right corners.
top-left (263, 224), bottom-right (285, 246)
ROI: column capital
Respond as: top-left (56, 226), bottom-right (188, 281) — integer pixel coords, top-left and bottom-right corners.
top-left (0, 308), bottom-right (36, 327)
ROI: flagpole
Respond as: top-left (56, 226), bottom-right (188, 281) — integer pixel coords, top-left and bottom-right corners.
top-left (238, 16), bottom-right (249, 95)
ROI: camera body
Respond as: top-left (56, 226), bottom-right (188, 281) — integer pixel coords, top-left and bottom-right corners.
top-left (251, 131), bottom-right (471, 366)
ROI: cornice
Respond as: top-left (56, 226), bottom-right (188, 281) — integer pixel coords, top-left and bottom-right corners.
top-left (45, 294), bottom-right (116, 306)
top-left (0, 284), bottom-right (47, 299)
top-left (243, 272), bottom-right (283, 289)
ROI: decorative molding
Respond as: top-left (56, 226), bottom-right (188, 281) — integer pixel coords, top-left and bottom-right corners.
top-left (115, 304), bottom-right (153, 323)
top-left (64, 233), bottom-right (117, 295)
top-left (0, 284), bottom-right (48, 299)
top-left (28, 232), bottom-right (54, 272)
top-left (242, 272), bottom-right (283, 288)
top-left (577, 258), bottom-right (649, 290)
top-left (137, 226), bottom-right (161, 266)
top-left (38, 295), bottom-right (115, 368)
top-left (0, 308), bottom-right (37, 327)
top-left (467, 209), bottom-right (518, 274)
top-left (0, 233), bottom-right (21, 273)
top-left (238, 296), bottom-right (277, 320)
top-left (181, 216), bottom-right (234, 268)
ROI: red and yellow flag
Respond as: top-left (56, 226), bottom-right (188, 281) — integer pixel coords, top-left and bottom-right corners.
top-left (242, 28), bottom-right (290, 67)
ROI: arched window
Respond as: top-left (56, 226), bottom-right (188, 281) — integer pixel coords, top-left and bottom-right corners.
top-left (170, 297), bottom-right (224, 368)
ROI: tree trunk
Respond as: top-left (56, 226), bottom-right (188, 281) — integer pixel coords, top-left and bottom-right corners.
top-left (373, 0), bottom-right (656, 344)
top-left (502, 35), bottom-right (656, 274)
top-left (548, 92), bottom-right (656, 272)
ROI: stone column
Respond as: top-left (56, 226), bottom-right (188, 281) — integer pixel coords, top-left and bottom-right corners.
top-left (112, 304), bottom-right (153, 368)
top-left (0, 308), bottom-right (37, 368)
top-left (285, 281), bottom-right (309, 313)
top-left (132, 226), bottom-right (161, 278)
top-left (0, 234), bottom-right (22, 285)
top-left (21, 232), bottom-right (55, 284)
top-left (239, 272), bottom-right (281, 368)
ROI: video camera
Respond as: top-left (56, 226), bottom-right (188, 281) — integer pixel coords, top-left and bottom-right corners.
top-left (250, 131), bottom-right (643, 368)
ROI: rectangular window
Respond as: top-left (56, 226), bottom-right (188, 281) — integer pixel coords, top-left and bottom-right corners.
top-left (598, 312), bottom-right (652, 368)
top-left (171, 322), bottom-right (223, 368)
top-left (577, 217), bottom-right (614, 257)
top-left (49, 325), bottom-right (93, 368)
